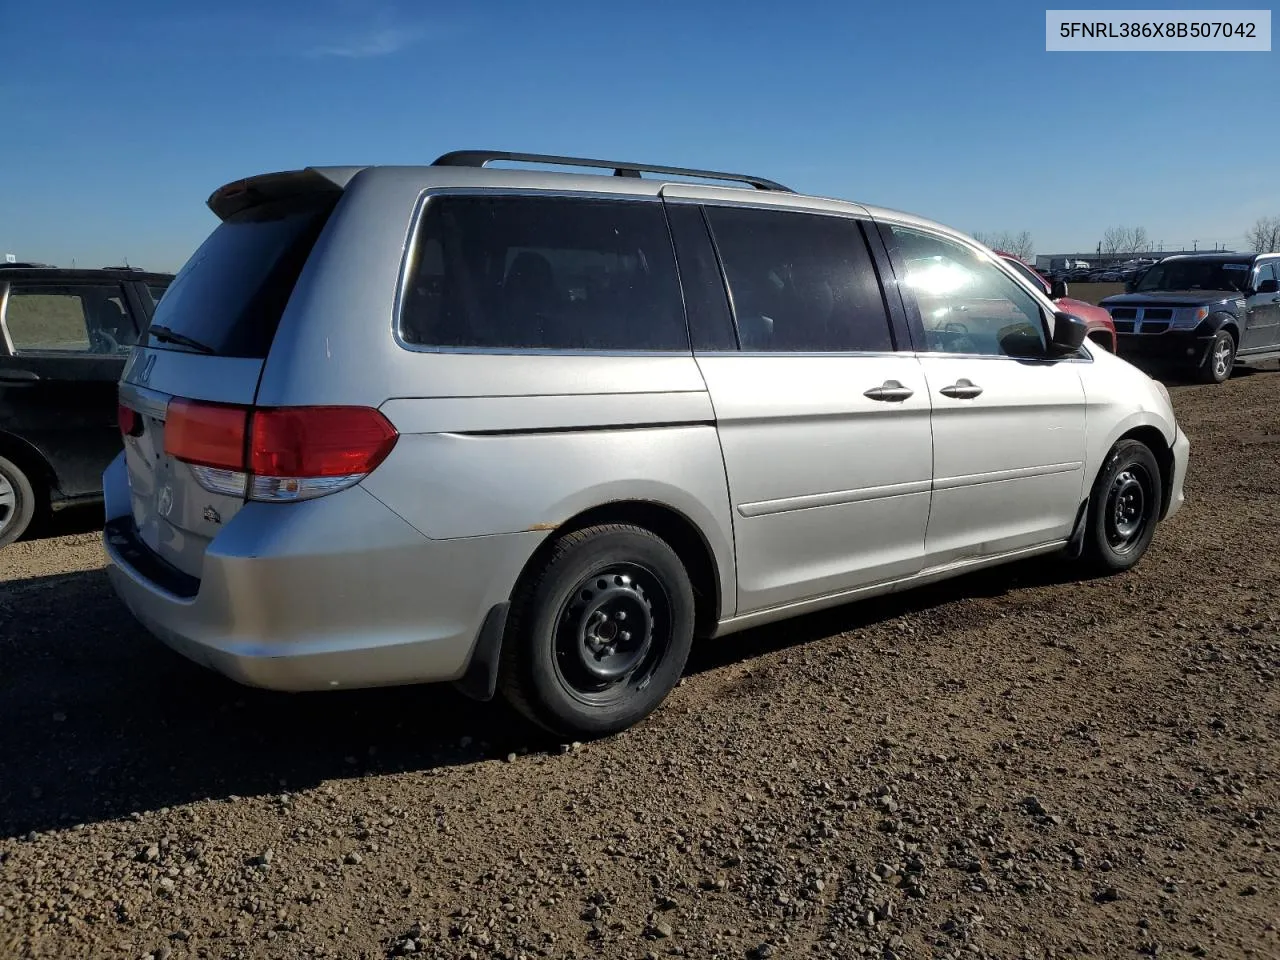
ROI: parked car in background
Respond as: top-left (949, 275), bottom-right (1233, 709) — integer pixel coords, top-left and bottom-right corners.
top-left (1100, 252), bottom-right (1280, 383)
top-left (105, 151), bottom-right (1187, 738)
top-left (0, 265), bottom-right (172, 546)
top-left (1112, 259), bottom-right (1156, 284)
top-left (995, 252), bottom-right (1117, 352)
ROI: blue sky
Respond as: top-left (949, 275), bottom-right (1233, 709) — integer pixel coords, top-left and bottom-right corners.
top-left (1, 0), bottom-right (1276, 270)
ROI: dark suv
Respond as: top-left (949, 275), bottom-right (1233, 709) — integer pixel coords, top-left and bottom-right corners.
top-left (0, 265), bottom-right (172, 546)
top-left (1100, 253), bottom-right (1280, 383)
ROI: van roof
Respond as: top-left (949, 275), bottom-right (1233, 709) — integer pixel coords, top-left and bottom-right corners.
top-left (206, 150), bottom-right (966, 245)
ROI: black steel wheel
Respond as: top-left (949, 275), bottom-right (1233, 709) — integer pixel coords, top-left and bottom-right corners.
top-left (1104, 465), bottom-right (1150, 553)
top-left (553, 563), bottom-right (666, 703)
top-left (500, 524), bottom-right (695, 737)
top-left (1082, 439), bottom-right (1163, 573)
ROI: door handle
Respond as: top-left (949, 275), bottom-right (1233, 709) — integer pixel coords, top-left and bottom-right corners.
top-left (0, 370), bottom-right (40, 383)
top-left (1271, 297), bottom-right (1280, 303)
top-left (939, 378), bottom-right (983, 399)
top-left (863, 380), bottom-right (915, 402)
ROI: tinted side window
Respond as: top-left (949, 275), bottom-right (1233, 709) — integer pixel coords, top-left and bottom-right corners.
top-left (704, 206), bottom-right (893, 352)
top-left (665, 203), bottom-right (737, 351)
top-left (1255, 262), bottom-right (1277, 286)
top-left (883, 225), bottom-right (1047, 358)
top-left (3, 283), bottom-right (136, 355)
top-left (400, 196), bottom-right (688, 351)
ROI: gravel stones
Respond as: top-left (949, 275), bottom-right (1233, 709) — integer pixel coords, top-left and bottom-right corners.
top-left (2, 379), bottom-right (1279, 959)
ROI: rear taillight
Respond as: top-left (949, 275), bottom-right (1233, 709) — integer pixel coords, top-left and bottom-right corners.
top-left (117, 402), bottom-right (143, 438)
top-left (162, 401), bottom-right (398, 503)
top-left (249, 407), bottom-right (398, 478)
top-left (164, 400), bottom-right (248, 469)
top-left (248, 406), bottom-right (399, 501)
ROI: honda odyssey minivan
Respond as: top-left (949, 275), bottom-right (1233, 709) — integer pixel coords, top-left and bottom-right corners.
top-left (105, 150), bottom-right (1189, 737)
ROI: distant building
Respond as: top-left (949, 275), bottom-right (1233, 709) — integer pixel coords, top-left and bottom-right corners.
top-left (1035, 249), bottom-right (1236, 271)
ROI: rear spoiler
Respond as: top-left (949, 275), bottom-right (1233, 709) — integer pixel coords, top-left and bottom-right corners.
top-left (206, 167), bottom-right (364, 220)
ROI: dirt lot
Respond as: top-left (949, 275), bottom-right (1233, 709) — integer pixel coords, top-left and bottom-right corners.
top-left (2, 372), bottom-right (1278, 960)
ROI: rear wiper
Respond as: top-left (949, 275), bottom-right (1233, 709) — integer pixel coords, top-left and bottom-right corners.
top-left (147, 324), bottom-right (215, 355)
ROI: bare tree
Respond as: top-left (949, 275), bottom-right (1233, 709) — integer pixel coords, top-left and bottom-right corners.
top-left (1247, 216), bottom-right (1280, 253)
top-left (971, 230), bottom-right (1034, 260)
top-left (1006, 230), bottom-right (1034, 261)
top-left (1102, 226), bottom-right (1127, 256)
top-left (1102, 226), bottom-right (1151, 255)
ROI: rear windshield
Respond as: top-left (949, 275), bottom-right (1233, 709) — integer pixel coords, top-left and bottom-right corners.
top-left (144, 194), bottom-right (336, 358)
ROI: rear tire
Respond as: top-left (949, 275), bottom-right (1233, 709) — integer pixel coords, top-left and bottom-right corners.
top-left (1197, 329), bottom-right (1235, 384)
top-left (499, 524), bottom-right (695, 738)
top-left (1082, 439), bottom-right (1162, 574)
top-left (0, 455), bottom-right (37, 549)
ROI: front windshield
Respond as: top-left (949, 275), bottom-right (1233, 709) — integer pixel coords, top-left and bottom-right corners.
top-left (1136, 259), bottom-right (1253, 293)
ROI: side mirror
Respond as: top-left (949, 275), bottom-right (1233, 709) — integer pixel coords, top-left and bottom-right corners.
top-left (1049, 310), bottom-right (1088, 355)
top-left (1050, 279), bottom-right (1068, 300)
top-left (1257, 278), bottom-right (1280, 295)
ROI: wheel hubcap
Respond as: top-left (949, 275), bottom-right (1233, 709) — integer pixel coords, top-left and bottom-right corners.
top-left (0, 473), bottom-right (15, 535)
top-left (1214, 339), bottom-right (1232, 377)
top-left (555, 564), bottom-right (667, 700)
top-left (1106, 467), bottom-right (1149, 550)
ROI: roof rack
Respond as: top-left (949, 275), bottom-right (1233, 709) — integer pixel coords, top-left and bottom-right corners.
top-left (431, 150), bottom-right (792, 193)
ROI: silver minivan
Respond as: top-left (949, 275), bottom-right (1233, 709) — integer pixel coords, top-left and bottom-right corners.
top-left (105, 151), bottom-right (1190, 736)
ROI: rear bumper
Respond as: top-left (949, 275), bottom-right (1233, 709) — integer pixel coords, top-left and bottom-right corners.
top-left (1164, 424), bottom-right (1190, 522)
top-left (102, 454), bottom-right (541, 692)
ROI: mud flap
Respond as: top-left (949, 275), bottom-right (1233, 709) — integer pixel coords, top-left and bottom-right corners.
top-left (1065, 498), bottom-right (1090, 559)
top-left (452, 602), bottom-right (509, 702)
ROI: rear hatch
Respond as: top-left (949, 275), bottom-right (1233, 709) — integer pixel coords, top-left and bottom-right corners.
top-left (117, 172), bottom-right (343, 579)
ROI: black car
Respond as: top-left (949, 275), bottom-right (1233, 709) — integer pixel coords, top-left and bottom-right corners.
top-left (1100, 253), bottom-right (1280, 384)
top-left (0, 265), bottom-right (173, 546)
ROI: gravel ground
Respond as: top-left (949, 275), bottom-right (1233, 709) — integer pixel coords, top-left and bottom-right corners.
top-left (1, 372), bottom-right (1277, 960)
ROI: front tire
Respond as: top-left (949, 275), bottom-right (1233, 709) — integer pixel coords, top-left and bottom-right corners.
top-left (1082, 439), bottom-right (1162, 574)
top-left (0, 454), bottom-right (37, 549)
top-left (499, 524), bottom-right (696, 738)
top-left (1198, 329), bottom-right (1235, 384)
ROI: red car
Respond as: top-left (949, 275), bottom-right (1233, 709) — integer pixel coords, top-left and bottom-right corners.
top-left (995, 251), bottom-right (1117, 353)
